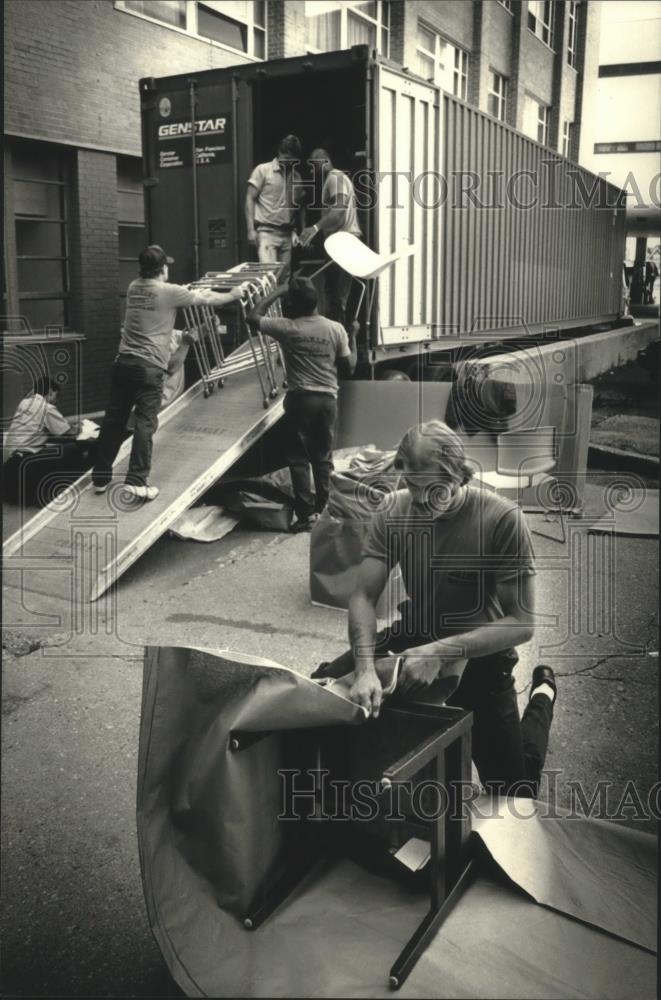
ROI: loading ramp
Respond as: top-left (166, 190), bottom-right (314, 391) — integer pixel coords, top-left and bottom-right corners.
top-left (3, 341), bottom-right (284, 604)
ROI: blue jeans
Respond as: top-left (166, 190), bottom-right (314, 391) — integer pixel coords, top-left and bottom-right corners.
top-left (93, 357), bottom-right (164, 487)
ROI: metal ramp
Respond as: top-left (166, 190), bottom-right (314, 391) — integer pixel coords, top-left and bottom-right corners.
top-left (3, 353), bottom-right (284, 603)
top-left (3, 261), bottom-right (290, 605)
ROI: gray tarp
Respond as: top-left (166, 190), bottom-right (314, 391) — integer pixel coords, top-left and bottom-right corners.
top-left (137, 647), bottom-right (656, 998)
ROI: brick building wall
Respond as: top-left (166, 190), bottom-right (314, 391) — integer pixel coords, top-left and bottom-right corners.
top-left (4, 0), bottom-right (253, 156)
top-left (4, 0), bottom-right (254, 412)
top-left (267, 0), bottom-right (306, 59)
top-left (3, 0), bottom-right (598, 414)
top-left (68, 150), bottom-right (121, 406)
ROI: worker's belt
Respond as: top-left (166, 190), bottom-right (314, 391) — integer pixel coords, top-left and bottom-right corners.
top-left (255, 223), bottom-right (295, 232)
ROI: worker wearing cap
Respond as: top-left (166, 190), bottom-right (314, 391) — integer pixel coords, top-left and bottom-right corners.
top-left (245, 134), bottom-right (305, 280)
top-left (300, 147), bottom-right (362, 330)
top-left (92, 245), bottom-right (242, 501)
top-left (313, 420), bottom-right (557, 799)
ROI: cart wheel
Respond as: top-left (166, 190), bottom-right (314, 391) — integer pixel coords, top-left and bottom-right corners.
top-left (217, 378), bottom-right (225, 389)
top-left (269, 388), bottom-right (278, 399)
top-left (282, 379), bottom-right (288, 389)
top-left (204, 385), bottom-right (211, 398)
top-left (263, 398), bottom-right (269, 409)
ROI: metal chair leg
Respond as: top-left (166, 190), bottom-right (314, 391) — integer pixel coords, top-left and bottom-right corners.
top-left (388, 859), bottom-right (477, 990)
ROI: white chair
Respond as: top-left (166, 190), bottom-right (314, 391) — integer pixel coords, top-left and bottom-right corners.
top-left (313, 232), bottom-right (414, 326)
top-left (473, 426), bottom-right (566, 542)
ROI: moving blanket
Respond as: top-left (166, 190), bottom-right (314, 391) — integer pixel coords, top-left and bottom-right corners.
top-left (138, 647), bottom-right (657, 998)
top-left (310, 447), bottom-right (403, 613)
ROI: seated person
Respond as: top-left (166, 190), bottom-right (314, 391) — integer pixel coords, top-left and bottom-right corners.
top-left (3, 376), bottom-right (94, 506)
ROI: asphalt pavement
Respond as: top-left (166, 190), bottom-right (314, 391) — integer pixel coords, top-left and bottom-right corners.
top-left (2, 471), bottom-right (658, 997)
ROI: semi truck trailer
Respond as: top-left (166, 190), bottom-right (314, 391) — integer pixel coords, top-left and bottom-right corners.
top-left (139, 45), bottom-right (627, 376)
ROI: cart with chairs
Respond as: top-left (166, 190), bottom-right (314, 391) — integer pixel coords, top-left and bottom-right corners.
top-left (184, 264), bottom-right (288, 407)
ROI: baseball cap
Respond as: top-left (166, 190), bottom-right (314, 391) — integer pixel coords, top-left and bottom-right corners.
top-left (139, 244), bottom-right (175, 273)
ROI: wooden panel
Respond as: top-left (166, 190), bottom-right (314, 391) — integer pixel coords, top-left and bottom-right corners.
top-left (336, 381), bottom-right (452, 450)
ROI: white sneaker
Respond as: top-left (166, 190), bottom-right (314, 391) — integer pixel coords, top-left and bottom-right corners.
top-left (123, 484), bottom-right (160, 501)
top-left (93, 484), bottom-right (108, 494)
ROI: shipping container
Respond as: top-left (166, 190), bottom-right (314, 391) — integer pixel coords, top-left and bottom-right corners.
top-left (139, 46), bottom-right (627, 372)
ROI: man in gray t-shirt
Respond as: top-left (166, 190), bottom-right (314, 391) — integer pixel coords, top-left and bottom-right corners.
top-left (248, 276), bottom-right (356, 530)
top-left (92, 245), bottom-right (242, 501)
top-left (313, 420), bottom-right (557, 798)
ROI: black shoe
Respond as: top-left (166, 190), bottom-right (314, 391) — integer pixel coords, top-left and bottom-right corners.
top-left (291, 513), bottom-right (320, 533)
top-left (311, 661), bottom-right (331, 679)
top-left (530, 664), bottom-right (557, 704)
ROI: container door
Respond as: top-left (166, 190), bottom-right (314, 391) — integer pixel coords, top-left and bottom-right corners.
top-left (375, 66), bottom-right (440, 346)
top-left (141, 74), bottom-right (252, 283)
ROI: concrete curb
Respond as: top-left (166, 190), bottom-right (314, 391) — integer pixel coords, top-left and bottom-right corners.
top-left (588, 443), bottom-right (660, 477)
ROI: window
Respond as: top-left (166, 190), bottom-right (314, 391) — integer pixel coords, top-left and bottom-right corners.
top-left (566, 0), bottom-right (578, 68)
top-left (561, 120), bottom-right (573, 158)
top-left (522, 94), bottom-right (551, 144)
top-left (594, 140), bottom-right (661, 154)
top-left (415, 23), bottom-right (469, 99)
top-left (196, 1), bottom-right (266, 57)
top-left (123, 0), bottom-right (187, 27)
top-left (498, 1), bottom-right (514, 11)
top-left (305, 1), bottom-right (390, 57)
top-left (10, 139), bottom-right (71, 333)
top-left (116, 1), bottom-right (267, 59)
top-left (453, 47), bottom-right (469, 101)
top-left (487, 72), bottom-right (507, 122)
top-left (528, 0), bottom-right (554, 47)
top-left (537, 104), bottom-right (551, 145)
top-left (117, 157), bottom-right (146, 308)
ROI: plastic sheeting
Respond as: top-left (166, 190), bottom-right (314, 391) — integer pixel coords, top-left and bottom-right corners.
top-left (138, 647), bottom-right (657, 998)
top-left (170, 506), bottom-right (239, 542)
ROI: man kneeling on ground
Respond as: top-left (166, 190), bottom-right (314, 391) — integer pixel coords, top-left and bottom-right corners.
top-left (313, 420), bottom-right (557, 798)
top-left (247, 276), bottom-right (357, 531)
top-left (92, 245), bottom-right (242, 501)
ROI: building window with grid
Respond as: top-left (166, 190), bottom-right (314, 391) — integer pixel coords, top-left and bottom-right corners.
top-left (487, 72), bottom-right (508, 122)
top-left (415, 23), bottom-right (469, 99)
top-left (537, 103), bottom-right (551, 145)
top-left (498, 1), bottom-right (514, 12)
top-left (306, 1), bottom-right (390, 57)
top-left (9, 139), bottom-right (71, 334)
top-left (121, 0), bottom-right (188, 27)
top-left (561, 120), bottom-right (573, 158)
top-left (567, 0), bottom-right (578, 68)
top-left (522, 94), bottom-right (552, 145)
top-left (528, 0), bottom-right (554, 47)
top-left (116, 1), bottom-right (267, 59)
top-left (117, 157), bottom-right (146, 309)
